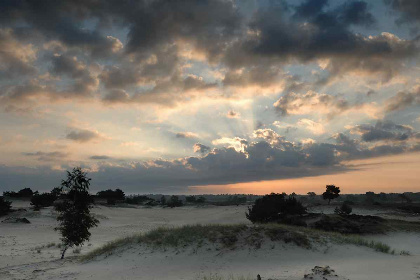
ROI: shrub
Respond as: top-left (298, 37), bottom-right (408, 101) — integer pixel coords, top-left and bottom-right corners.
top-left (334, 202), bottom-right (352, 216)
top-left (125, 195), bottom-right (151, 205)
top-left (246, 193), bottom-right (307, 223)
top-left (4, 187), bottom-right (34, 198)
top-left (196, 196), bottom-right (206, 203)
top-left (166, 195), bottom-right (183, 208)
top-left (97, 189), bottom-right (125, 201)
top-left (0, 197), bottom-right (12, 216)
top-left (31, 193), bottom-right (57, 209)
top-left (186, 195), bottom-right (196, 203)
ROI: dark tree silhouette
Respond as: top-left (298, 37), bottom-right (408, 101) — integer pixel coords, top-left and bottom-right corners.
top-left (31, 192), bottom-right (56, 209)
top-left (0, 197), bottom-right (12, 216)
top-left (246, 193), bottom-right (306, 223)
top-left (167, 195), bottom-right (183, 208)
top-left (307, 192), bottom-right (316, 199)
top-left (160, 195), bottom-right (166, 205)
top-left (322, 185), bottom-right (340, 204)
top-left (55, 167), bottom-right (99, 259)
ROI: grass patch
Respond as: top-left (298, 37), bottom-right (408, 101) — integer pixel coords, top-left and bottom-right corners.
top-left (194, 273), bottom-right (253, 280)
top-left (81, 223), bottom-right (402, 262)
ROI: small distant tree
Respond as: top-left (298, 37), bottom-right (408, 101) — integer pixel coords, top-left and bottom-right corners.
top-left (322, 185), bottom-right (340, 204)
top-left (55, 167), bottom-right (99, 259)
top-left (334, 202), bottom-right (352, 216)
top-left (307, 192), bottom-right (316, 199)
top-left (0, 197), bottom-right (12, 216)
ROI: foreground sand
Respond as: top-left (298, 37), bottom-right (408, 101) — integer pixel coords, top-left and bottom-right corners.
top-left (1, 201), bottom-right (419, 280)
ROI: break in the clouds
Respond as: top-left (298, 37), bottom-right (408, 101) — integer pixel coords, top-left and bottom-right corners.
top-left (0, 0), bottom-right (419, 192)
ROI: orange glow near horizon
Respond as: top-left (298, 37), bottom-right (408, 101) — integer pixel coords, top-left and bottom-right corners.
top-left (189, 152), bottom-right (420, 195)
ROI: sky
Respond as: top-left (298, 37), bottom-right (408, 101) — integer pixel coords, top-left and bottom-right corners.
top-left (0, 0), bottom-right (419, 194)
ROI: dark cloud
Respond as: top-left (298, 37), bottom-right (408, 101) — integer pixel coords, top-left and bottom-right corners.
top-left (224, 0), bottom-right (417, 83)
top-left (0, 28), bottom-right (37, 80)
top-left (385, 86), bottom-right (420, 112)
top-left (386, 0), bottom-right (420, 24)
top-left (90, 155), bottom-right (111, 160)
top-left (66, 129), bottom-right (101, 143)
top-left (175, 132), bottom-right (198, 139)
top-left (353, 120), bottom-right (415, 142)
top-left (23, 151), bottom-right (68, 161)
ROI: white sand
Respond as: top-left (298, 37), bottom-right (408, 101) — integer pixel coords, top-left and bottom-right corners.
top-left (1, 201), bottom-right (419, 280)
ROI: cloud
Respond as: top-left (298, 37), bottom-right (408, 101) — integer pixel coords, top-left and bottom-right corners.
top-left (66, 129), bottom-right (101, 143)
top-left (386, 0), bottom-right (420, 24)
top-left (90, 155), bottom-right (112, 160)
top-left (297, 119), bottom-right (325, 135)
top-left (212, 137), bottom-right (248, 152)
top-left (0, 28), bottom-right (37, 79)
top-left (273, 91), bottom-right (350, 118)
top-left (385, 85), bottom-right (420, 112)
top-left (175, 132), bottom-right (199, 139)
top-left (23, 151), bottom-right (68, 162)
top-left (352, 120), bottom-right (415, 142)
top-left (193, 143), bottom-right (210, 154)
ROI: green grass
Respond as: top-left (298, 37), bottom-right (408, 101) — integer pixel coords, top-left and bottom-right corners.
top-left (81, 223), bottom-right (406, 262)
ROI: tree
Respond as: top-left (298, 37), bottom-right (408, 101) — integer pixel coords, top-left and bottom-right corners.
top-left (55, 167), bottom-right (99, 259)
top-left (0, 197), bottom-right (12, 216)
top-left (307, 192), bottom-right (316, 199)
top-left (322, 185), bottom-right (340, 204)
top-left (246, 193), bottom-right (306, 223)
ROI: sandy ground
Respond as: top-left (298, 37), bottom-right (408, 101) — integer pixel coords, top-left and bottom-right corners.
top-left (1, 200), bottom-right (419, 280)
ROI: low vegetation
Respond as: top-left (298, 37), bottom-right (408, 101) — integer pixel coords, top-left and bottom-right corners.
top-left (246, 193), bottom-right (306, 223)
top-left (0, 197), bottom-right (12, 216)
top-left (81, 223), bottom-right (404, 262)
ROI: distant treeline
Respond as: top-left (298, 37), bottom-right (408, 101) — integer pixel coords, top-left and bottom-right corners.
top-left (3, 187), bottom-right (420, 209)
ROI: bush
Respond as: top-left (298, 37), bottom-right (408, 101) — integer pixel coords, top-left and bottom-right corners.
top-left (31, 193), bottom-right (57, 209)
top-left (186, 196), bottom-right (196, 203)
top-left (334, 202), bottom-right (352, 216)
top-left (166, 195), bottom-right (183, 208)
top-left (97, 189), bottom-right (125, 201)
top-left (4, 187), bottom-right (34, 198)
top-left (0, 197), bottom-right (12, 216)
top-left (125, 195), bottom-right (151, 205)
top-left (246, 193), bottom-right (307, 223)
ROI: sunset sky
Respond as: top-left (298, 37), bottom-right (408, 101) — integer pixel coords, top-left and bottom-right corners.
top-left (0, 0), bottom-right (419, 194)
